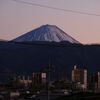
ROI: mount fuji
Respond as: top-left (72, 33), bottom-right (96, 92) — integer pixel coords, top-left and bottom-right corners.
top-left (13, 24), bottom-right (79, 44)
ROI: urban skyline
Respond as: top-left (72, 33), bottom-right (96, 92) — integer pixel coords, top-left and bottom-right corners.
top-left (1, 1), bottom-right (100, 99)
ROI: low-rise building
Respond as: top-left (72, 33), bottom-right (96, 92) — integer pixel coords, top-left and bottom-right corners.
top-left (91, 72), bottom-right (100, 93)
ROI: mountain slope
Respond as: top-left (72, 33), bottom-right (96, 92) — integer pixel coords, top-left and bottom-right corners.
top-left (0, 41), bottom-right (100, 81)
top-left (13, 24), bottom-right (79, 43)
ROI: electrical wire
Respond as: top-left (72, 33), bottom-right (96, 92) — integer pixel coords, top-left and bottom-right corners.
top-left (13, 0), bottom-right (100, 17)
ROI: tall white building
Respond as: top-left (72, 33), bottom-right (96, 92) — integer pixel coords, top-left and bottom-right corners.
top-left (72, 65), bottom-right (87, 90)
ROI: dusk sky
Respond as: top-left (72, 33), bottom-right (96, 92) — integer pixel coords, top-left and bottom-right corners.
top-left (1, 0), bottom-right (100, 44)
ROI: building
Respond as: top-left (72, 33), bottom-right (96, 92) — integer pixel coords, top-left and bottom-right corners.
top-left (32, 72), bottom-right (46, 87)
top-left (12, 72), bottom-right (46, 88)
top-left (18, 76), bottom-right (32, 86)
top-left (91, 72), bottom-right (100, 93)
top-left (71, 65), bottom-right (87, 90)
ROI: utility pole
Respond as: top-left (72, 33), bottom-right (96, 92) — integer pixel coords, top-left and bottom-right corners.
top-left (47, 64), bottom-right (50, 100)
top-left (47, 56), bottom-right (53, 100)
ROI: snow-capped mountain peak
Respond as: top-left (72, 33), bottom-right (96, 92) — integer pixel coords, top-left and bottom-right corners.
top-left (13, 24), bottom-right (79, 44)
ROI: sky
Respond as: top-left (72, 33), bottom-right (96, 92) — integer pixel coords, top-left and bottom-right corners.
top-left (0, 0), bottom-right (100, 44)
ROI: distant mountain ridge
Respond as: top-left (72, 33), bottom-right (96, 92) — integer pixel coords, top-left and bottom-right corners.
top-left (0, 41), bottom-right (100, 81)
top-left (13, 24), bottom-right (79, 44)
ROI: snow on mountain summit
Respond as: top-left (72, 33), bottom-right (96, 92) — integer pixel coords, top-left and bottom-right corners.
top-left (13, 24), bottom-right (79, 43)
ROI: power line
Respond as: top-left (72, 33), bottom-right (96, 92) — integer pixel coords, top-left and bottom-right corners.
top-left (13, 0), bottom-right (100, 17)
